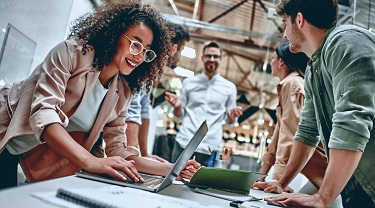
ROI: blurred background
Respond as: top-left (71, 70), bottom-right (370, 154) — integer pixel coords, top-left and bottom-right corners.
top-left (0, 0), bottom-right (373, 187)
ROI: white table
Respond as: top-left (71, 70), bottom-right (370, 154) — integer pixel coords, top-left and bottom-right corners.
top-left (0, 175), bottom-right (277, 207)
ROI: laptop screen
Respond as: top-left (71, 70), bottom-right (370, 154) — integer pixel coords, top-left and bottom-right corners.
top-left (157, 120), bottom-right (208, 191)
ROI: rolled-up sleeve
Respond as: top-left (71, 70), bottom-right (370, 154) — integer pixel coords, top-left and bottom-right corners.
top-left (125, 91), bottom-right (142, 124)
top-left (139, 91), bottom-right (150, 120)
top-left (29, 41), bottom-right (73, 142)
top-left (104, 109), bottom-right (139, 158)
top-left (325, 30), bottom-right (375, 151)
top-left (125, 88), bottom-right (150, 125)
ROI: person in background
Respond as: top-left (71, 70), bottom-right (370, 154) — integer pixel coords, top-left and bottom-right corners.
top-left (254, 0), bottom-right (375, 207)
top-left (253, 40), bottom-right (345, 207)
top-left (0, 2), bottom-right (199, 189)
top-left (256, 40), bottom-right (327, 188)
top-left (125, 23), bottom-right (190, 162)
top-left (165, 41), bottom-right (243, 167)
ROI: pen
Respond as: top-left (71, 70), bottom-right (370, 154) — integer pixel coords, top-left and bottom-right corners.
top-left (225, 148), bottom-right (232, 161)
top-left (207, 150), bottom-right (217, 167)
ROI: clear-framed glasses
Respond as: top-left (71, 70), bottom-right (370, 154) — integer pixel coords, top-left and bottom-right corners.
top-left (124, 35), bottom-right (157, 63)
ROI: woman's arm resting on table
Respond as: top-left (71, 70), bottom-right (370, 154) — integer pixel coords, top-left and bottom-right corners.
top-left (42, 123), bottom-right (143, 182)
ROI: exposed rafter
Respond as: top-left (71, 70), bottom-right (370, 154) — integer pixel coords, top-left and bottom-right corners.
top-left (207, 0), bottom-right (248, 23)
top-left (163, 14), bottom-right (283, 42)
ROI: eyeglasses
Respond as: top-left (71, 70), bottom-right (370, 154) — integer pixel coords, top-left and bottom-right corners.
top-left (203, 54), bottom-right (221, 60)
top-left (124, 35), bottom-right (157, 63)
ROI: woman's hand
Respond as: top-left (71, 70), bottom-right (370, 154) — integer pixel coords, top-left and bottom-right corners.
top-left (83, 156), bottom-right (144, 183)
top-left (176, 159), bottom-right (201, 180)
top-left (252, 181), bottom-right (294, 194)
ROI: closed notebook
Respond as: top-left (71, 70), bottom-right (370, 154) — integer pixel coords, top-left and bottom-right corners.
top-left (187, 167), bottom-right (266, 195)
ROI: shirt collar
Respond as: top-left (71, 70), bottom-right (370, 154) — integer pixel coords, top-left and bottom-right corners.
top-left (310, 27), bottom-right (335, 66)
top-left (199, 72), bottom-right (220, 81)
top-left (279, 71), bottom-right (301, 85)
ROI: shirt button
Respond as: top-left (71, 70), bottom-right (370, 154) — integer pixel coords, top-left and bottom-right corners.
top-left (315, 70), bottom-right (318, 73)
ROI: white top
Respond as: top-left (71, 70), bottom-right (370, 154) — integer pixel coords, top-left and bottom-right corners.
top-left (66, 79), bottom-right (107, 132)
top-left (175, 73), bottom-right (237, 154)
top-left (6, 79), bottom-right (107, 154)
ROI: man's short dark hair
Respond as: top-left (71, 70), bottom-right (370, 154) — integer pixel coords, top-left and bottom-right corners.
top-left (171, 24), bottom-right (190, 49)
top-left (202, 41), bottom-right (222, 55)
top-left (277, 0), bottom-right (338, 29)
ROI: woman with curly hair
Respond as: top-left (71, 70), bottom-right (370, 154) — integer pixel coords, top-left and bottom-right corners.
top-left (0, 2), bottom-right (200, 189)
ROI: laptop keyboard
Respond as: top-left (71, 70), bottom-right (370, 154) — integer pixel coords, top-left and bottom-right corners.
top-left (139, 173), bottom-right (164, 189)
top-left (118, 171), bottom-right (164, 189)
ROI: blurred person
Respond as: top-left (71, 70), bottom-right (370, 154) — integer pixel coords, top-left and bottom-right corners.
top-left (125, 23), bottom-right (190, 163)
top-left (165, 41), bottom-right (243, 166)
top-left (253, 40), bottom-right (343, 207)
top-left (255, 40), bottom-right (328, 192)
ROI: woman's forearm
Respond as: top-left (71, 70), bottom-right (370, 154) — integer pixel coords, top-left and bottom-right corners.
top-left (42, 123), bottom-right (94, 168)
top-left (128, 155), bottom-right (173, 176)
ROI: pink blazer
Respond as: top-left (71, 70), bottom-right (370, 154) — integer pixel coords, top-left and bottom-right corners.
top-left (0, 38), bottom-right (137, 159)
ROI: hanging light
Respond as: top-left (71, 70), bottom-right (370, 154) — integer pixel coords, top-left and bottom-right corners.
top-left (257, 111), bottom-right (264, 125)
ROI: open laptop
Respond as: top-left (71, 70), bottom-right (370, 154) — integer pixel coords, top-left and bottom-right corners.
top-left (76, 120), bottom-right (208, 192)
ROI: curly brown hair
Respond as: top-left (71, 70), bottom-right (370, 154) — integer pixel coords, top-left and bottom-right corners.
top-left (67, 2), bottom-right (172, 93)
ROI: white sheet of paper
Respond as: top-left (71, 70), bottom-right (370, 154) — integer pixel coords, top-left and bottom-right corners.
top-left (32, 185), bottom-right (222, 208)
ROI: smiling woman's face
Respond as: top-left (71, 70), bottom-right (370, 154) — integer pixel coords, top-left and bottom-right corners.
top-left (114, 23), bottom-right (154, 75)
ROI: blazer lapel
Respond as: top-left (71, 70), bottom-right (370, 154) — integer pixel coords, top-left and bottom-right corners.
top-left (75, 69), bottom-right (100, 115)
top-left (83, 69), bottom-right (99, 100)
top-left (84, 73), bottom-right (119, 150)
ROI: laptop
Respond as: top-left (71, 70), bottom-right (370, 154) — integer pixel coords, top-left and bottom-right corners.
top-left (76, 120), bottom-right (208, 192)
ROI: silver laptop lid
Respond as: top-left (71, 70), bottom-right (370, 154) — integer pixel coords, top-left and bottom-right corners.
top-left (156, 120), bottom-right (208, 191)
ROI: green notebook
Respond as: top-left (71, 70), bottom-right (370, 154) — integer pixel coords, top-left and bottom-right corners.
top-left (188, 167), bottom-right (266, 195)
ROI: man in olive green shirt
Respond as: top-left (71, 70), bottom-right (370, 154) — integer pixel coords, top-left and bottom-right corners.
top-left (252, 0), bottom-right (375, 207)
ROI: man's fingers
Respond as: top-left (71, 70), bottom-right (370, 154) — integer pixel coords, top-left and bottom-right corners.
top-left (179, 170), bottom-right (194, 179)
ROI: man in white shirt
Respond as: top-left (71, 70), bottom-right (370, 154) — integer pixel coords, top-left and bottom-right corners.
top-left (165, 41), bottom-right (243, 166)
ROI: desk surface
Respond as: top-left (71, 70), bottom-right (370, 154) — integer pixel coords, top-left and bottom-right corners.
top-left (0, 176), bottom-right (277, 208)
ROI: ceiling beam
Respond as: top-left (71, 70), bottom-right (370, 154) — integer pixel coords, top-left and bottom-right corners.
top-left (174, 2), bottom-right (194, 12)
top-left (229, 54), bottom-right (256, 88)
top-left (250, 0), bottom-right (257, 31)
top-left (192, 0), bottom-right (203, 20)
top-left (163, 14), bottom-right (283, 42)
top-left (255, 0), bottom-right (284, 33)
top-left (188, 33), bottom-right (275, 54)
top-left (207, 0), bottom-right (248, 23)
top-left (168, 0), bottom-right (181, 16)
